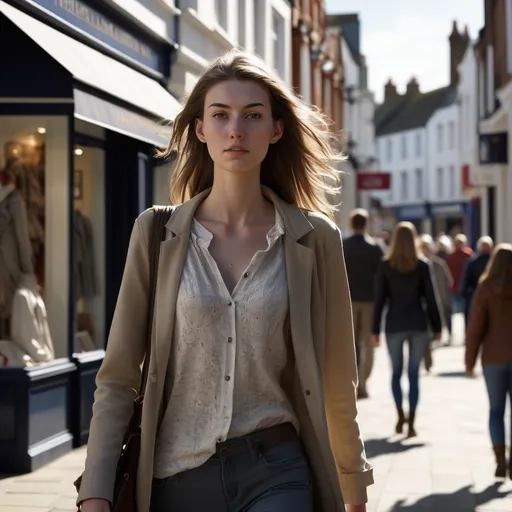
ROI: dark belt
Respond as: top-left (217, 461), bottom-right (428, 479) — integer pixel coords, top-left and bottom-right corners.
top-left (215, 422), bottom-right (297, 455)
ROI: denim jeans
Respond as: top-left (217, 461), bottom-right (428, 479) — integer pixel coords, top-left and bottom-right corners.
top-left (482, 363), bottom-right (512, 445)
top-left (385, 331), bottom-right (429, 412)
top-left (150, 426), bottom-right (312, 512)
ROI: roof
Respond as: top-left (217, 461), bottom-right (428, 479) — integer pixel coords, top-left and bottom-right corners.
top-left (375, 86), bottom-right (457, 136)
top-left (326, 13), bottom-right (360, 62)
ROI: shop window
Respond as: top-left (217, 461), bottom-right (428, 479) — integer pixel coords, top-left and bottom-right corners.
top-left (73, 142), bottom-right (106, 354)
top-left (415, 168), bottom-right (423, 199)
top-left (437, 167), bottom-right (444, 198)
top-left (400, 171), bottom-right (408, 201)
top-left (0, 116), bottom-right (69, 367)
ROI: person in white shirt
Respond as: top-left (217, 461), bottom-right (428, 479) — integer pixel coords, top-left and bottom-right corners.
top-left (78, 50), bottom-right (372, 512)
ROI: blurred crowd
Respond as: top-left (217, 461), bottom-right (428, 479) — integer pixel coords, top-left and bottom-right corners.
top-left (343, 208), bottom-right (512, 479)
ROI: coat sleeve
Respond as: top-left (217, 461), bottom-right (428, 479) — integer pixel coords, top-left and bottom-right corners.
top-left (421, 261), bottom-right (443, 333)
top-left (465, 285), bottom-right (488, 369)
top-left (77, 214), bottom-right (151, 505)
top-left (323, 228), bottom-right (374, 505)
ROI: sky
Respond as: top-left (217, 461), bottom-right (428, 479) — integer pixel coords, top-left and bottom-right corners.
top-left (325, 0), bottom-right (484, 103)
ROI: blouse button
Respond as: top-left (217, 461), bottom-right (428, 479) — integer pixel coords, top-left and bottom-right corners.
top-left (305, 390), bottom-right (311, 396)
top-left (228, 337), bottom-right (233, 343)
top-left (227, 301), bottom-right (233, 307)
top-left (243, 272), bottom-right (249, 278)
top-left (225, 375), bottom-right (231, 381)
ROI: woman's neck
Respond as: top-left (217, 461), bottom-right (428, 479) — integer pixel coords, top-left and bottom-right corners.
top-left (196, 170), bottom-right (274, 228)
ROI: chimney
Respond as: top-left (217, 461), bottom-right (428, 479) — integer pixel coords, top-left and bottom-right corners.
top-left (449, 20), bottom-right (469, 85)
top-left (384, 78), bottom-right (399, 102)
top-left (406, 77), bottom-right (420, 97)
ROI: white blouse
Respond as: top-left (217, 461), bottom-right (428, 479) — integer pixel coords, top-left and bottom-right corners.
top-left (154, 210), bottom-right (299, 478)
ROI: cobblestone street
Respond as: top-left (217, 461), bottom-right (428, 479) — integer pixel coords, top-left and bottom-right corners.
top-left (1, 316), bottom-right (512, 511)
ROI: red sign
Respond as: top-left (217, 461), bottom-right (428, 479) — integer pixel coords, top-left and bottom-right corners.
top-left (357, 172), bottom-right (391, 190)
top-left (461, 164), bottom-right (473, 191)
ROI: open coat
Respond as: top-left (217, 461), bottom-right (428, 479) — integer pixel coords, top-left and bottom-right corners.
top-left (77, 188), bottom-right (373, 511)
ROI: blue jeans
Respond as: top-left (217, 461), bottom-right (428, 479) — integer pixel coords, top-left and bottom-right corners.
top-left (150, 425), bottom-right (312, 512)
top-left (386, 331), bottom-right (429, 412)
top-left (482, 363), bottom-right (512, 445)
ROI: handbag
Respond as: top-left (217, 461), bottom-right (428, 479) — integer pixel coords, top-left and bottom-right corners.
top-left (74, 206), bottom-right (174, 511)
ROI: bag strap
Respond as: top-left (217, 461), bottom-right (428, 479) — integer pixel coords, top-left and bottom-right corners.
top-left (139, 206), bottom-right (174, 397)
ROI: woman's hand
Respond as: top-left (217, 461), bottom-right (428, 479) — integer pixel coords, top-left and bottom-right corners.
top-left (433, 332), bottom-right (442, 341)
top-left (80, 498), bottom-right (111, 512)
top-left (465, 367), bottom-right (475, 378)
top-left (346, 504), bottom-right (366, 512)
top-left (371, 334), bottom-right (380, 347)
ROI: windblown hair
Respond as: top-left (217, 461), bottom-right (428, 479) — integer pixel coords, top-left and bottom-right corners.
top-left (479, 243), bottom-right (512, 286)
top-left (386, 222), bottom-right (420, 273)
top-left (158, 49), bottom-right (343, 218)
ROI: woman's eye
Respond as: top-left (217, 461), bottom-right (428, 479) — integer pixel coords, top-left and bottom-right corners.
top-left (246, 113), bottom-right (262, 119)
top-left (213, 112), bottom-right (227, 119)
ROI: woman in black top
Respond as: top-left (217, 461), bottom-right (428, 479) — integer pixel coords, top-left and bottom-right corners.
top-left (371, 222), bottom-right (442, 437)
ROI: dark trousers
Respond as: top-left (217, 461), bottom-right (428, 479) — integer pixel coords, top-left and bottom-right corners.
top-left (150, 424), bottom-right (313, 512)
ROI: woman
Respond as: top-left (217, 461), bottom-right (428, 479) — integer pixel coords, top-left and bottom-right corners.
top-left (465, 244), bottom-right (512, 479)
top-left (77, 50), bottom-right (372, 512)
top-left (371, 223), bottom-right (442, 437)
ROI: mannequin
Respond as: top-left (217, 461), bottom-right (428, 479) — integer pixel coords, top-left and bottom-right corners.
top-left (0, 169), bottom-right (34, 338)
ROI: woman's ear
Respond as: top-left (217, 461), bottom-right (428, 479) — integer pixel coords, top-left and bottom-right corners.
top-left (270, 119), bottom-right (284, 144)
top-left (195, 118), bottom-right (207, 143)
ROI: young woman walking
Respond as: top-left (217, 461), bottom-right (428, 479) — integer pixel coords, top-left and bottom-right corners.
top-left (466, 244), bottom-right (512, 479)
top-left (371, 223), bottom-right (442, 437)
top-left (77, 50), bottom-right (372, 512)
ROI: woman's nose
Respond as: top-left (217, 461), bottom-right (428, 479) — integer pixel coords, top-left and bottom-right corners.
top-left (228, 118), bottom-right (245, 139)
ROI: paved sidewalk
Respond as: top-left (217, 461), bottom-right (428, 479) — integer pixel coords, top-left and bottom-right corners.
top-left (359, 315), bottom-right (512, 512)
top-left (1, 316), bottom-right (512, 511)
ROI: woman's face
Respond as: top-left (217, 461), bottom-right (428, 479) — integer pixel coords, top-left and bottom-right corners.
top-left (195, 79), bottom-right (283, 175)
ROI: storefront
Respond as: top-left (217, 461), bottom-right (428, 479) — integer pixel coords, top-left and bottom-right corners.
top-left (0, 0), bottom-right (180, 472)
top-left (430, 201), bottom-right (468, 238)
top-left (394, 203), bottom-right (431, 234)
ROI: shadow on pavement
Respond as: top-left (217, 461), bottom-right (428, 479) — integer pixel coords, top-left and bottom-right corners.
top-left (434, 371), bottom-right (468, 378)
top-left (389, 482), bottom-right (512, 511)
top-left (364, 437), bottom-right (425, 459)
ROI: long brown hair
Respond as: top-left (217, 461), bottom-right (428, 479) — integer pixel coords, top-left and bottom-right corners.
top-left (158, 49), bottom-right (343, 218)
top-left (479, 243), bottom-right (512, 286)
top-left (386, 222), bottom-right (420, 273)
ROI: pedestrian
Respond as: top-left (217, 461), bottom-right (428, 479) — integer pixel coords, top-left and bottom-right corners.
top-left (76, 50), bottom-right (372, 512)
top-left (419, 234), bottom-right (453, 364)
top-left (465, 244), bottom-right (512, 479)
top-left (343, 208), bottom-right (384, 399)
top-left (445, 233), bottom-right (473, 328)
top-left (460, 236), bottom-right (494, 329)
top-left (371, 222), bottom-right (442, 438)
top-left (435, 234), bottom-right (453, 260)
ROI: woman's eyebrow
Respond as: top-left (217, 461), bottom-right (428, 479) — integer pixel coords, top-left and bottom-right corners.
top-left (208, 102), bottom-right (265, 109)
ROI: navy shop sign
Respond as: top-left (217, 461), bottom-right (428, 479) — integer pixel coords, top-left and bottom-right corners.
top-left (28, 0), bottom-right (166, 74)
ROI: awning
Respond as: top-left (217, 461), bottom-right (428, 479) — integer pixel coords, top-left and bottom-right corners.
top-left (0, 1), bottom-right (180, 146)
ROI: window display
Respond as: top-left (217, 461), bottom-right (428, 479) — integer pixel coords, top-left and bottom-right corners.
top-left (73, 144), bottom-right (105, 353)
top-left (0, 121), bottom-right (54, 366)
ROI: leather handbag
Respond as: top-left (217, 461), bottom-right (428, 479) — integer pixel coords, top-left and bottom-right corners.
top-left (74, 206), bottom-right (174, 511)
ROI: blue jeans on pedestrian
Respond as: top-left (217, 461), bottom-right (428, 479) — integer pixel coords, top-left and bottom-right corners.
top-left (150, 424), bottom-right (312, 512)
top-left (482, 363), bottom-right (512, 445)
top-left (386, 331), bottom-right (429, 412)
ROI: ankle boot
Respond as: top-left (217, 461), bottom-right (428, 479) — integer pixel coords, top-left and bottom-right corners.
top-left (395, 407), bottom-right (406, 434)
top-left (493, 444), bottom-right (506, 478)
top-left (407, 410), bottom-right (417, 438)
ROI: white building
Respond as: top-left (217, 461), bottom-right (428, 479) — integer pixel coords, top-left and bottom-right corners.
top-left (171, 0), bottom-right (292, 100)
top-left (374, 80), bottom-right (468, 236)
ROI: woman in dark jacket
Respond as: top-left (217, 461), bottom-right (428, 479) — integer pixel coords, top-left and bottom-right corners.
top-left (465, 244), bottom-right (512, 479)
top-left (371, 222), bottom-right (442, 437)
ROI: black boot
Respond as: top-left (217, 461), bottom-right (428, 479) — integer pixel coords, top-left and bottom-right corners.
top-left (395, 407), bottom-right (406, 434)
top-left (493, 444), bottom-right (506, 478)
top-left (407, 410), bottom-right (417, 438)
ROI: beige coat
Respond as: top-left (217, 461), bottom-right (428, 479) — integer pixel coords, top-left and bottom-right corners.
top-left (78, 188), bottom-right (373, 511)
